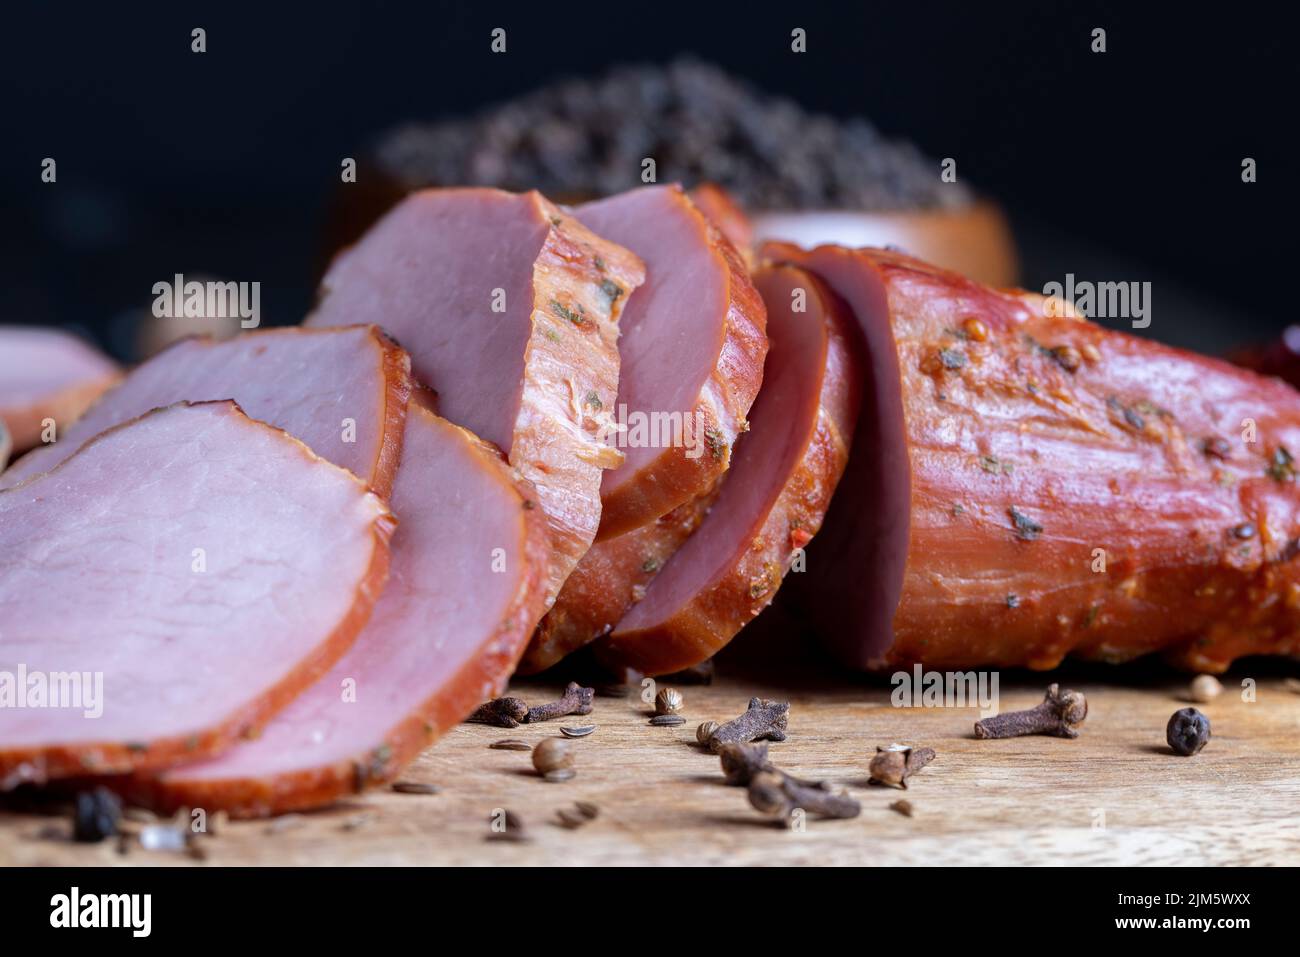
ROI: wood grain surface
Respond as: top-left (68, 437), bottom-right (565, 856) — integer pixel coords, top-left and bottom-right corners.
top-left (3, 617), bottom-right (1298, 867)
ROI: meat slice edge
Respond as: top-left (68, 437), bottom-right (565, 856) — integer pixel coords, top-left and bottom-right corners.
top-left (136, 405), bottom-right (550, 816)
top-left (1, 325), bottom-right (411, 498)
top-left (308, 187), bottom-right (645, 604)
top-left (596, 265), bottom-right (861, 675)
top-left (574, 184), bottom-right (768, 540)
top-left (0, 401), bottom-right (395, 786)
top-left (0, 326), bottom-right (120, 455)
top-left (766, 242), bottom-right (1300, 673)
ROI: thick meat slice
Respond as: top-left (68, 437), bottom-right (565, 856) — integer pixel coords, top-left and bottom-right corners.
top-left (137, 406), bottom-right (550, 816)
top-left (689, 183), bottom-right (755, 258)
top-left (1, 326), bottom-right (410, 497)
top-left (307, 188), bottom-right (644, 603)
top-left (0, 401), bottom-right (394, 785)
top-left (573, 185), bottom-right (767, 540)
top-left (520, 487), bottom-right (719, 673)
top-left (596, 266), bottom-right (861, 675)
top-left (766, 242), bottom-right (1300, 672)
top-left (0, 327), bottom-right (119, 454)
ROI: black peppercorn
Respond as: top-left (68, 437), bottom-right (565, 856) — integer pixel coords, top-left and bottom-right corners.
top-left (1166, 707), bottom-right (1211, 756)
top-left (73, 786), bottom-right (122, 842)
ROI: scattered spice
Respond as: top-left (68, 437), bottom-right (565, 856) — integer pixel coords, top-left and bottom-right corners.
top-left (390, 781), bottom-right (440, 795)
top-left (549, 299), bottom-right (586, 326)
top-left (1231, 522), bottom-right (1257, 540)
top-left (962, 317), bottom-right (988, 342)
top-left (703, 428), bottom-right (727, 460)
top-left (649, 714), bottom-right (685, 727)
top-left (703, 697), bottom-right (789, 752)
top-left (584, 390), bottom-right (603, 411)
top-left (598, 278), bottom-right (623, 307)
top-left (868, 745), bottom-right (936, 789)
top-left (1201, 436), bottom-right (1232, 460)
top-left (938, 348), bottom-right (967, 370)
top-left (72, 787), bottom-right (121, 843)
top-left (527, 682), bottom-right (595, 723)
top-left (1008, 506), bottom-right (1044, 541)
top-left (560, 725), bottom-right (596, 738)
top-left (654, 687), bottom-right (684, 715)
top-left (467, 696), bottom-right (530, 728)
top-left (556, 807), bottom-right (590, 829)
top-left (696, 720), bottom-right (720, 745)
top-left (641, 557), bottom-right (660, 574)
top-left (974, 684), bottom-right (1088, 739)
top-left (747, 771), bottom-right (860, 826)
top-left (1267, 447), bottom-right (1296, 483)
top-left (1166, 707), bottom-right (1211, 756)
top-left (719, 741), bottom-right (774, 786)
top-left (979, 454), bottom-right (1013, 476)
top-left (1186, 674), bottom-right (1223, 704)
top-left (1050, 345), bottom-right (1082, 372)
top-left (889, 799), bottom-right (915, 817)
top-left (1080, 343), bottom-right (1101, 363)
top-left (1006, 594), bottom-right (1021, 609)
top-left (532, 738), bottom-right (576, 776)
top-left (489, 739), bottom-right (532, 751)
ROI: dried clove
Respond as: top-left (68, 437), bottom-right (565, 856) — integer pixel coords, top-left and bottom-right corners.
top-left (704, 697), bottom-right (789, 753)
top-left (868, 745), bottom-right (936, 789)
top-left (1166, 707), bottom-right (1211, 756)
top-left (532, 738), bottom-right (576, 776)
top-left (527, 682), bottom-right (595, 723)
top-left (654, 687), bottom-right (684, 715)
top-left (747, 771), bottom-right (859, 826)
top-left (889, 799), bottom-right (915, 817)
top-left (719, 741), bottom-right (773, 786)
top-left (974, 684), bottom-right (1088, 739)
top-left (72, 787), bottom-right (121, 843)
top-left (1186, 674), bottom-right (1223, 704)
top-left (467, 696), bottom-right (530, 728)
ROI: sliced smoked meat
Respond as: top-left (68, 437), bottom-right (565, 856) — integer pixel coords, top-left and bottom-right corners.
top-left (0, 401), bottom-right (394, 785)
top-left (0, 326), bottom-right (119, 455)
top-left (137, 405), bottom-right (550, 816)
top-left (595, 265), bottom-right (861, 676)
top-left (0, 419), bottom-right (9, 471)
top-left (689, 183), bottom-right (755, 259)
top-left (573, 185), bottom-right (767, 540)
top-left (765, 242), bottom-right (1300, 673)
top-left (519, 486), bottom-right (719, 673)
top-left (1, 326), bottom-right (410, 497)
top-left (307, 188), bottom-right (644, 603)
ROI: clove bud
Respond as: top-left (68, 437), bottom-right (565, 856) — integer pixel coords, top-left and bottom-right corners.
top-left (467, 696), bottom-right (530, 728)
top-left (747, 771), bottom-right (859, 826)
top-left (974, 684), bottom-right (1088, 739)
top-left (527, 682), bottom-right (595, 723)
top-left (704, 697), bottom-right (789, 753)
top-left (868, 745), bottom-right (936, 789)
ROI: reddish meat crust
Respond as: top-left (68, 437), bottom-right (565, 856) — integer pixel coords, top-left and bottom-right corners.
top-left (767, 242), bottom-right (1300, 673)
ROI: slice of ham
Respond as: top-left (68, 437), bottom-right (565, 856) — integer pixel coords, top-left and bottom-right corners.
top-left (0, 401), bottom-right (394, 786)
top-left (136, 405), bottom-right (550, 816)
top-left (520, 487), bottom-right (720, 673)
top-left (0, 327), bottom-right (119, 455)
top-left (1, 326), bottom-right (411, 497)
top-left (573, 185), bottom-right (768, 541)
top-left (765, 242), bottom-right (1300, 673)
top-left (595, 265), bottom-right (862, 675)
top-left (307, 188), bottom-right (645, 603)
top-left (688, 183), bottom-right (755, 260)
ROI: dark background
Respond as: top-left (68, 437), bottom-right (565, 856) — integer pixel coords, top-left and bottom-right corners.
top-left (1, 1), bottom-right (1287, 360)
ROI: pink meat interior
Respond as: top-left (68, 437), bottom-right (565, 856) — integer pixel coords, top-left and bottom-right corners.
top-left (616, 270), bottom-right (826, 630)
top-left (161, 407), bottom-right (529, 782)
top-left (575, 187), bottom-right (727, 495)
top-left (311, 189), bottom-right (545, 454)
top-left (0, 327), bottom-right (115, 405)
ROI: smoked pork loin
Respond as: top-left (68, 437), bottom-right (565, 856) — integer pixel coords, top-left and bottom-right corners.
top-left (519, 185), bottom-right (767, 672)
top-left (0, 326), bottom-right (119, 455)
top-left (138, 405), bottom-right (550, 816)
top-left (766, 242), bottom-right (1300, 673)
top-left (0, 401), bottom-right (394, 785)
top-left (595, 264), bottom-right (861, 675)
top-left (1, 326), bottom-right (410, 497)
top-left (307, 188), bottom-right (645, 604)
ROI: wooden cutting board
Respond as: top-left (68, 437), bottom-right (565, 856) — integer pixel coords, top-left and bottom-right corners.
top-left (4, 639), bottom-right (1298, 867)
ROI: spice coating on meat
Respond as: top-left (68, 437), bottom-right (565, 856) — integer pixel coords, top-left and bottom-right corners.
top-left (766, 242), bottom-right (1300, 672)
